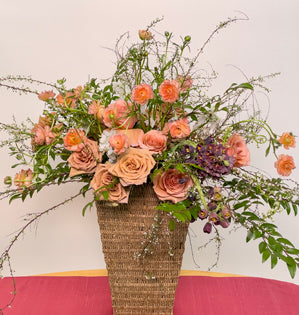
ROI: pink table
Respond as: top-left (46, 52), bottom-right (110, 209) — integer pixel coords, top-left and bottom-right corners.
top-left (1, 275), bottom-right (298, 314)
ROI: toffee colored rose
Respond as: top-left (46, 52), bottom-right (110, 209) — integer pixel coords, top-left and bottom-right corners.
top-left (168, 118), bottom-right (191, 139)
top-left (274, 154), bottom-right (295, 176)
top-left (14, 169), bottom-right (33, 192)
top-left (153, 168), bottom-right (193, 203)
top-left (138, 130), bottom-right (167, 154)
top-left (38, 90), bottom-right (56, 101)
top-left (159, 80), bottom-right (180, 103)
top-left (68, 139), bottom-right (102, 177)
top-left (108, 148), bottom-right (155, 186)
top-left (227, 134), bottom-right (250, 167)
top-left (63, 129), bottom-right (86, 152)
top-left (278, 132), bottom-right (296, 150)
top-left (91, 164), bottom-right (129, 203)
top-left (131, 84), bottom-right (154, 105)
top-left (109, 133), bottom-right (129, 155)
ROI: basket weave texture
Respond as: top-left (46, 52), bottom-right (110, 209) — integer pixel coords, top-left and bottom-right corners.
top-left (96, 183), bottom-right (189, 314)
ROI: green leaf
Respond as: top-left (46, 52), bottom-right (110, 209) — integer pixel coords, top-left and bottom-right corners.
top-left (292, 203), bottom-right (298, 216)
top-left (9, 194), bottom-right (21, 204)
top-left (277, 238), bottom-right (294, 247)
top-left (262, 249), bottom-right (271, 263)
top-left (173, 212), bottom-right (187, 223)
top-left (246, 230), bottom-right (253, 243)
top-left (82, 201), bottom-right (94, 216)
top-left (259, 241), bottom-right (267, 254)
top-left (285, 257), bottom-right (297, 278)
top-left (237, 83), bottom-right (254, 90)
top-left (253, 229), bottom-right (263, 240)
top-left (234, 201), bottom-right (249, 210)
top-left (285, 248), bottom-right (299, 255)
top-left (168, 219), bottom-right (175, 231)
top-left (271, 255), bottom-right (278, 269)
top-left (101, 190), bottom-right (109, 201)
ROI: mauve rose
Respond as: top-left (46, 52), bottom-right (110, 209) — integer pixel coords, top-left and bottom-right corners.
top-left (153, 168), bottom-right (193, 203)
top-left (108, 148), bottom-right (155, 186)
top-left (91, 164), bottom-right (129, 203)
top-left (227, 133), bottom-right (250, 167)
top-left (31, 124), bottom-right (55, 146)
top-left (138, 130), bottom-right (167, 154)
top-left (68, 139), bottom-right (102, 177)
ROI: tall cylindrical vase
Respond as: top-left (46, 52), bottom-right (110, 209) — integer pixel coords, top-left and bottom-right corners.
top-left (96, 183), bottom-right (189, 314)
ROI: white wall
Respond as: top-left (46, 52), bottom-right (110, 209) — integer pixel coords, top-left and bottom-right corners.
top-left (0, 0), bottom-right (299, 284)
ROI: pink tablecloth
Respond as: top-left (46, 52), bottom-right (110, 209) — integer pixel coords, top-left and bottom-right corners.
top-left (0, 275), bottom-right (298, 314)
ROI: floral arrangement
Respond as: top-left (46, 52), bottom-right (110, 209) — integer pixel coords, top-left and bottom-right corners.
top-left (0, 16), bottom-right (299, 310)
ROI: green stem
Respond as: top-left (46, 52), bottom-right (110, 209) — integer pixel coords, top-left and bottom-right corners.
top-left (191, 174), bottom-right (208, 209)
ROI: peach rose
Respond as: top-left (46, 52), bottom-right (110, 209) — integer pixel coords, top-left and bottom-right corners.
top-left (138, 30), bottom-right (153, 40)
top-left (63, 129), bottom-right (86, 152)
top-left (88, 101), bottom-right (105, 122)
top-left (14, 169), bottom-right (33, 192)
top-left (116, 129), bottom-right (144, 147)
top-left (31, 124), bottom-right (55, 146)
top-left (91, 164), bottom-right (130, 203)
top-left (131, 84), bottom-right (154, 105)
top-left (278, 132), bottom-right (296, 150)
top-left (138, 130), bottom-right (167, 154)
top-left (175, 75), bottom-right (193, 92)
top-left (38, 90), bottom-right (56, 101)
top-left (108, 147), bottom-right (156, 186)
top-left (109, 133), bottom-right (129, 155)
top-left (103, 100), bottom-right (137, 129)
top-left (168, 118), bottom-right (191, 138)
top-left (227, 134), bottom-right (250, 167)
top-left (68, 139), bottom-right (102, 177)
top-left (274, 154), bottom-right (295, 176)
top-left (153, 168), bottom-right (193, 203)
top-left (159, 80), bottom-right (180, 103)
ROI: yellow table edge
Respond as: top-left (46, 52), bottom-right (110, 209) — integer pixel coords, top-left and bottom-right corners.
top-left (35, 269), bottom-right (245, 277)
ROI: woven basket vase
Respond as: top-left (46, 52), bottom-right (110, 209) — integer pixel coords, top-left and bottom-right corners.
top-left (96, 183), bottom-right (189, 314)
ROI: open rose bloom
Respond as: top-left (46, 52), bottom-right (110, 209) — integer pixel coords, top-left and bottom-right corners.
top-left (3, 20), bottom-right (299, 279)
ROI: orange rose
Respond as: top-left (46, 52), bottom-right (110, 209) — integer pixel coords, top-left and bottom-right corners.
top-left (168, 118), bottom-right (191, 138)
top-left (103, 100), bottom-right (137, 129)
top-left (91, 164), bottom-right (130, 203)
top-left (56, 92), bottom-right (76, 108)
top-left (68, 139), bottom-right (102, 177)
top-left (274, 154), bottom-right (295, 176)
top-left (278, 132), bottom-right (296, 150)
top-left (153, 168), bottom-right (193, 203)
top-left (138, 130), bottom-right (167, 154)
top-left (108, 148), bottom-right (155, 186)
top-left (159, 80), bottom-right (180, 103)
top-left (109, 134), bottom-right (129, 155)
top-left (38, 90), bottom-right (56, 101)
top-left (131, 84), bottom-right (154, 105)
top-left (227, 134), bottom-right (250, 167)
top-left (63, 129), bottom-right (86, 152)
top-left (14, 169), bottom-right (33, 192)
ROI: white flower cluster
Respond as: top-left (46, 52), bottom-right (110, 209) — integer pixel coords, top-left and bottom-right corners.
top-left (99, 129), bottom-right (117, 163)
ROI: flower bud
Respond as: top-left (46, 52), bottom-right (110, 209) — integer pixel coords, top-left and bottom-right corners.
top-left (4, 176), bottom-right (12, 186)
top-left (164, 31), bottom-right (170, 37)
top-left (139, 30), bottom-right (153, 40)
top-left (184, 35), bottom-right (191, 42)
top-left (203, 222), bottom-right (212, 234)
